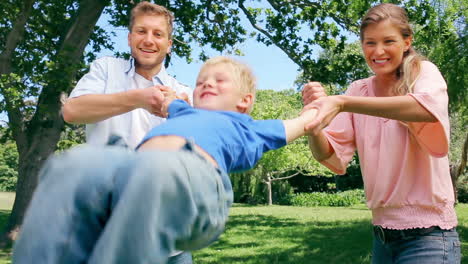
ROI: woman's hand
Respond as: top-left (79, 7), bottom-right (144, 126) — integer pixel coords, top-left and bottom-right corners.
top-left (302, 95), bottom-right (345, 135)
top-left (302, 82), bottom-right (342, 135)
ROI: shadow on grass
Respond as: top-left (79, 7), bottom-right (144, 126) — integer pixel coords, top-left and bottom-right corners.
top-left (196, 209), bottom-right (468, 264)
top-left (195, 213), bottom-right (372, 264)
top-left (457, 224), bottom-right (467, 264)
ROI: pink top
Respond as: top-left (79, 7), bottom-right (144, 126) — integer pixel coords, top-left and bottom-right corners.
top-left (321, 61), bottom-right (457, 230)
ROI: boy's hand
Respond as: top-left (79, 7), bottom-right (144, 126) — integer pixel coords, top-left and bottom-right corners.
top-left (301, 81), bottom-right (332, 135)
top-left (302, 95), bottom-right (344, 135)
top-left (302, 82), bottom-right (327, 105)
top-left (176, 92), bottom-right (191, 105)
top-left (160, 87), bottom-right (177, 118)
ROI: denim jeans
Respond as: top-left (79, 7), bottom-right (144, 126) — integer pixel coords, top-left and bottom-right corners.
top-left (13, 144), bottom-right (233, 264)
top-left (168, 251), bottom-right (193, 264)
top-left (372, 227), bottom-right (461, 264)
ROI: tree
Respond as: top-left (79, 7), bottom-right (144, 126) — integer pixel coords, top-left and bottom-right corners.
top-left (249, 90), bottom-right (333, 205)
top-left (0, 0), bottom-right (110, 241)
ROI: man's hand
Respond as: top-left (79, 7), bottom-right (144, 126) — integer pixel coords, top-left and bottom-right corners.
top-left (138, 85), bottom-right (166, 116)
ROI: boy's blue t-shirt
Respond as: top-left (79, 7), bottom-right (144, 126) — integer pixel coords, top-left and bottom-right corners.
top-left (139, 100), bottom-right (287, 173)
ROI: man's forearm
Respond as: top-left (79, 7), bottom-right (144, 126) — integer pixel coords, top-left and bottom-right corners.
top-left (62, 91), bottom-right (141, 124)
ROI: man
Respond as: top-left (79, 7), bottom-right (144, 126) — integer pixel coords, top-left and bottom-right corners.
top-left (62, 1), bottom-right (191, 149)
top-left (61, 2), bottom-right (192, 263)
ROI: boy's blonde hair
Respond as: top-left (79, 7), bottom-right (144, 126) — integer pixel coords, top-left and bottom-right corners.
top-left (201, 56), bottom-right (257, 112)
top-left (129, 1), bottom-right (174, 37)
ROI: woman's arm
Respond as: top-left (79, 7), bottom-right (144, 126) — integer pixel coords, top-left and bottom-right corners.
top-left (303, 94), bottom-right (437, 134)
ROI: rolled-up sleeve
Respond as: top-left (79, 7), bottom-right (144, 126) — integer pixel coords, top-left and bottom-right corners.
top-left (320, 112), bottom-right (357, 175)
top-left (406, 61), bottom-right (449, 157)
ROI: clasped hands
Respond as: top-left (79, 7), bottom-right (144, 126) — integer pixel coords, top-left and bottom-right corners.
top-left (140, 85), bottom-right (190, 118)
top-left (301, 82), bottom-right (344, 135)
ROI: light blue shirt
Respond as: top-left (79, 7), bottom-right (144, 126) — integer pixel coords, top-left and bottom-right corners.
top-left (69, 57), bottom-right (193, 148)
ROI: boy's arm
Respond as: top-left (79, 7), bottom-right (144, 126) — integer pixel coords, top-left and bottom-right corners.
top-left (282, 109), bottom-right (318, 143)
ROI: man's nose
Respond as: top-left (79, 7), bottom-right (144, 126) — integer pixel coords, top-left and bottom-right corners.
top-left (143, 33), bottom-right (154, 44)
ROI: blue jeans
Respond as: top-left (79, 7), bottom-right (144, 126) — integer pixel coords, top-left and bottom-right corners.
top-left (372, 227), bottom-right (461, 263)
top-left (13, 144), bottom-right (233, 264)
top-left (168, 251), bottom-right (193, 264)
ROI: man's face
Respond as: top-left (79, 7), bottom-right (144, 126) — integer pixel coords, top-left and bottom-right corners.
top-left (194, 63), bottom-right (249, 113)
top-left (128, 14), bottom-right (172, 74)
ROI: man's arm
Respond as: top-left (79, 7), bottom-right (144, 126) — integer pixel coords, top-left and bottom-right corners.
top-left (62, 85), bottom-right (166, 124)
top-left (282, 108), bottom-right (318, 143)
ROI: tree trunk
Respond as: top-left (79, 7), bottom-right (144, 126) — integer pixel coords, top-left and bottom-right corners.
top-left (1, 0), bottom-right (109, 244)
top-left (6, 127), bottom-right (62, 240)
top-left (266, 175), bottom-right (273, 206)
top-left (451, 132), bottom-right (468, 202)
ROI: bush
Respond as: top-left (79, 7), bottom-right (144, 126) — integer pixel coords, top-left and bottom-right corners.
top-left (0, 165), bottom-right (17, 191)
top-left (288, 174), bottom-right (335, 193)
top-left (456, 173), bottom-right (468, 203)
top-left (335, 155), bottom-right (363, 191)
top-left (290, 189), bottom-right (366, 207)
top-left (0, 142), bottom-right (18, 191)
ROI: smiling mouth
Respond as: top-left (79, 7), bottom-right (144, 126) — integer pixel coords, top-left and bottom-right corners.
top-left (200, 92), bottom-right (217, 99)
top-left (139, 48), bottom-right (157, 53)
top-left (373, 59), bottom-right (389, 64)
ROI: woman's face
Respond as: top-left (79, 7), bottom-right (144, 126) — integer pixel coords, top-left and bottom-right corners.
top-left (361, 19), bottom-right (412, 79)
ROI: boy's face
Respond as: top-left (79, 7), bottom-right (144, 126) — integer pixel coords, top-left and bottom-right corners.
top-left (194, 63), bottom-right (252, 113)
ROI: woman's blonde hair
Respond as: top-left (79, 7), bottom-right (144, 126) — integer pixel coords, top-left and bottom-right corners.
top-left (360, 3), bottom-right (424, 95)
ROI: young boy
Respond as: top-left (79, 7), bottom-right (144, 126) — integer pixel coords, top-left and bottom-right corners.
top-left (13, 57), bottom-right (317, 264)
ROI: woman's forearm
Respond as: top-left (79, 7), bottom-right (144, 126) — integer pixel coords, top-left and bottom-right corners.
top-left (339, 95), bottom-right (437, 122)
top-left (307, 132), bottom-right (334, 161)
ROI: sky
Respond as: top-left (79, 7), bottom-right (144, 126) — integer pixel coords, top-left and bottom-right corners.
top-left (95, 14), bottom-right (301, 91)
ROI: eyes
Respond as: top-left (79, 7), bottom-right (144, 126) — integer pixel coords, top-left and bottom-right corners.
top-left (364, 39), bottom-right (397, 46)
top-left (134, 28), bottom-right (165, 38)
top-left (196, 78), bottom-right (226, 87)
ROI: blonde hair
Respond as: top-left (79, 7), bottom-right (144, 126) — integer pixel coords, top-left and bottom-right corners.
top-left (360, 3), bottom-right (424, 95)
top-left (129, 1), bottom-right (174, 37)
top-left (200, 56), bottom-right (257, 112)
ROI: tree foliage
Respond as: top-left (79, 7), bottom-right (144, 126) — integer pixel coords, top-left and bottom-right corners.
top-left (232, 90), bottom-right (334, 205)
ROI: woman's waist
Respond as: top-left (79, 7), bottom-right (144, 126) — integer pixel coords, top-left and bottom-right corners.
top-left (370, 203), bottom-right (458, 230)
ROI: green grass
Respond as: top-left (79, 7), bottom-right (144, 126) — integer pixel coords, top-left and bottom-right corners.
top-left (194, 203), bottom-right (468, 263)
top-left (0, 193), bottom-right (466, 263)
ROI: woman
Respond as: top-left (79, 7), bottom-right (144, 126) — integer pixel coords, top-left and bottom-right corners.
top-left (302, 3), bottom-right (460, 263)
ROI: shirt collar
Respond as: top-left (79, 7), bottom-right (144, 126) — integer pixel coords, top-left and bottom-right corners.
top-left (125, 57), bottom-right (136, 77)
top-left (126, 57), bottom-right (169, 86)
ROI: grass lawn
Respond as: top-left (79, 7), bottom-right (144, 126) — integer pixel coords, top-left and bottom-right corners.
top-left (195, 204), bottom-right (468, 263)
top-left (0, 192), bottom-right (466, 263)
